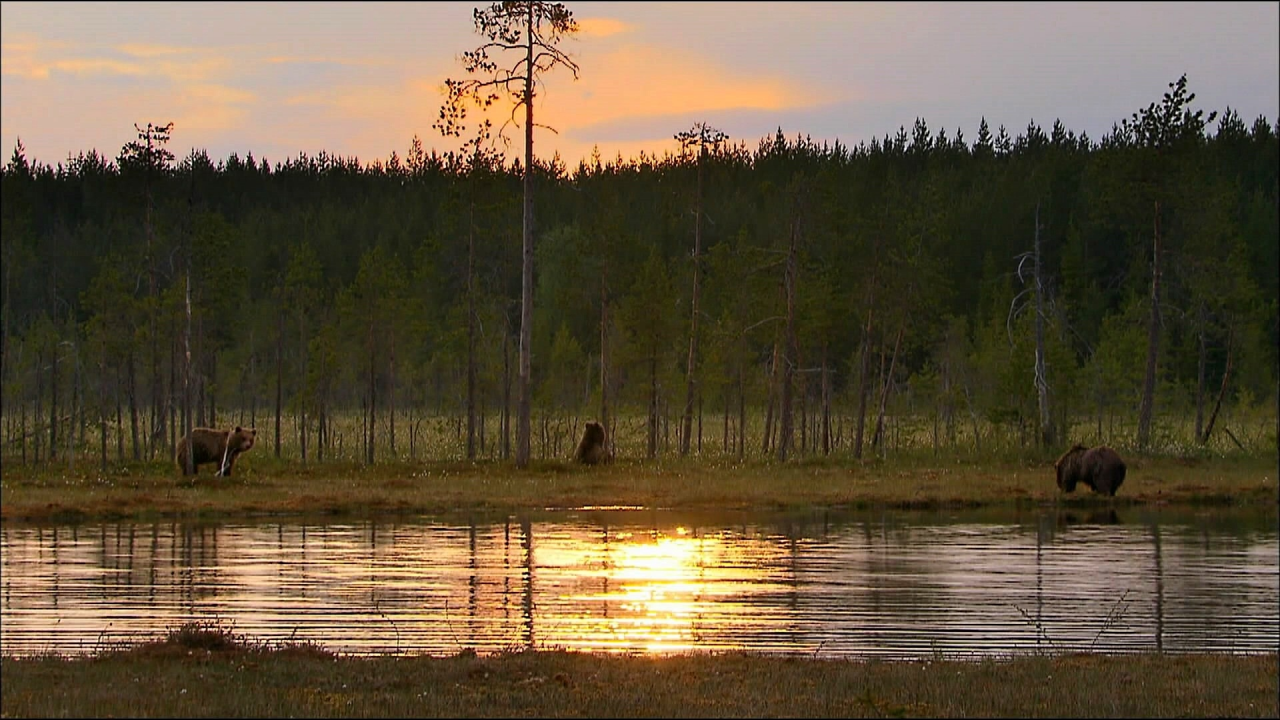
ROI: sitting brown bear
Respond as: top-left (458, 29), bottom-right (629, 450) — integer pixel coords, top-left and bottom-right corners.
top-left (176, 426), bottom-right (258, 476)
top-left (573, 421), bottom-right (612, 465)
top-left (1054, 444), bottom-right (1126, 496)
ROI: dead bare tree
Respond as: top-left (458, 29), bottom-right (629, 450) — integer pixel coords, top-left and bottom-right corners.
top-left (1009, 202), bottom-right (1056, 448)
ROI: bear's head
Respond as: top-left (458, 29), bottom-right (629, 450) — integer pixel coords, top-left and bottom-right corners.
top-left (229, 426), bottom-right (257, 453)
top-left (1053, 443), bottom-right (1088, 493)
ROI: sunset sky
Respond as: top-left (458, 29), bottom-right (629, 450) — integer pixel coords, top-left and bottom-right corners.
top-left (2, 1), bottom-right (1277, 170)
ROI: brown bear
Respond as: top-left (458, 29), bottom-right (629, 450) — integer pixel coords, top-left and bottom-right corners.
top-left (573, 421), bottom-right (612, 465)
top-left (1054, 444), bottom-right (1126, 496)
top-left (176, 426), bottom-right (257, 477)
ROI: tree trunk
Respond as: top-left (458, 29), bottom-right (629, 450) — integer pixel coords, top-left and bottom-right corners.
top-left (183, 251), bottom-right (194, 475)
top-left (128, 350), bottom-right (139, 460)
top-left (148, 261), bottom-right (160, 461)
top-left (166, 323), bottom-right (175, 452)
top-left (648, 355), bottom-right (658, 458)
top-left (298, 316), bottom-right (308, 461)
top-left (599, 263), bottom-right (611, 457)
top-left (389, 329), bottom-right (396, 458)
top-left (1032, 202), bottom-right (1055, 448)
top-left (722, 390), bottom-right (730, 454)
top-left (207, 351), bottom-right (217, 430)
top-left (1199, 330), bottom-right (1233, 445)
top-left (1194, 306), bottom-right (1207, 441)
top-left (99, 352), bottom-right (108, 472)
top-left (0, 244), bottom-right (8, 435)
top-left (196, 332), bottom-right (205, 428)
top-left (48, 345), bottom-right (58, 461)
top-left (68, 340), bottom-right (79, 467)
top-left (319, 401), bottom-right (327, 462)
top-left (697, 390), bottom-right (703, 453)
top-left (680, 147), bottom-right (705, 456)
top-left (1137, 201), bottom-right (1161, 449)
top-left (502, 319), bottom-right (511, 460)
top-left (367, 319), bottom-right (376, 465)
top-left (115, 367), bottom-right (124, 461)
top-left (821, 346), bottom-right (831, 455)
top-left (853, 313), bottom-right (873, 458)
top-left (274, 307), bottom-right (283, 458)
top-left (466, 199), bottom-right (477, 460)
top-left (737, 362), bottom-right (746, 460)
top-left (21, 392), bottom-right (28, 464)
top-left (778, 214), bottom-right (799, 462)
top-left (515, 1), bottom-right (535, 469)
top-left (761, 341), bottom-right (778, 455)
top-left (872, 324), bottom-right (904, 451)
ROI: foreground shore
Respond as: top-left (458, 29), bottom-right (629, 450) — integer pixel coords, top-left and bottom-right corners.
top-left (0, 452), bottom-right (1275, 524)
top-left (2, 639), bottom-right (1275, 718)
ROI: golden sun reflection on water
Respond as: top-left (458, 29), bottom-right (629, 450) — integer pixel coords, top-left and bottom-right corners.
top-left (1, 509), bottom-right (1276, 659)
top-left (535, 524), bottom-right (792, 654)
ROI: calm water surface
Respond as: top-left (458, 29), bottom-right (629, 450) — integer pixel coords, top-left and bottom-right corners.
top-left (2, 506), bottom-right (1276, 659)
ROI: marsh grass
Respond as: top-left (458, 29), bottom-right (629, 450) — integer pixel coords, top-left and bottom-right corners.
top-left (6, 404), bottom-right (1274, 476)
top-left (1, 449), bottom-right (1275, 524)
top-left (1, 621), bottom-right (1275, 718)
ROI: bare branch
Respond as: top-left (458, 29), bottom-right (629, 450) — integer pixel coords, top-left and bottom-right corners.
top-left (479, 40), bottom-right (527, 53)
top-left (742, 316), bottom-right (785, 334)
top-left (1014, 251), bottom-right (1033, 285)
top-left (1006, 287), bottom-right (1034, 345)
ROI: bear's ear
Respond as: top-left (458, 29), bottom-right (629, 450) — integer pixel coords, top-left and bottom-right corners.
top-left (235, 426), bottom-right (242, 433)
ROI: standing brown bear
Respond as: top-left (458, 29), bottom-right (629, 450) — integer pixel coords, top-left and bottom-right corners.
top-left (573, 421), bottom-right (612, 465)
top-left (176, 426), bottom-right (257, 477)
top-left (1054, 444), bottom-right (1126, 496)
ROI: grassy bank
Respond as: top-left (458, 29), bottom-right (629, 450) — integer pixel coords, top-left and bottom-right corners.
top-left (1, 623), bottom-right (1275, 718)
top-left (1, 452), bottom-right (1275, 524)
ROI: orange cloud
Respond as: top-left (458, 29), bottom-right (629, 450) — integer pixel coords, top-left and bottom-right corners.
top-left (538, 41), bottom-right (822, 141)
top-left (392, 38), bottom-right (824, 166)
top-left (0, 35), bottom-right (70, 79)
top-left (173, 84), bottom-right (256, 132)
top-left (1, 36), bottom-right (228, 83)
top-left (265, 54), bottom-right (396, 69)
top-left (116, 43), bottom-right (198, 58)
top-left (285, 82), bottom-right (406, 120)
top-left (576, 17), bottom-right (631, 38)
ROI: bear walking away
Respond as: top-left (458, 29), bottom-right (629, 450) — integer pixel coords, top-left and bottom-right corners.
top-left (573, 421), bottom-right (612, 465)
top-left (1054, 444), bottom-right (1126, 496)
top-left (177, 426), bottom-right (258, 476)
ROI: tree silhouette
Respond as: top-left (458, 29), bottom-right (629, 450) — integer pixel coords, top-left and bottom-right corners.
top-left (118, 121), bottom-right (174, 460)
top-left (675, 122), bottom-right (728, 456)
top-left (436, 1), bottom-right (580, 468)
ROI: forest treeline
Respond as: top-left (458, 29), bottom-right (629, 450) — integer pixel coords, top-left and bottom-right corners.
top-left (1, 75), bottom-right (1276, 469)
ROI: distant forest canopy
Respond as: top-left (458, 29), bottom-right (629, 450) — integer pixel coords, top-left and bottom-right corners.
top-left (1, 74), bottom-right (1277, 466)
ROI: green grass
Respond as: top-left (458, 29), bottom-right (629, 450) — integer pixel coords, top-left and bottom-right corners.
top-left (2, 622), bottom-right (1275, 718)
top-left (1, 449), bottom-right (1275, 524)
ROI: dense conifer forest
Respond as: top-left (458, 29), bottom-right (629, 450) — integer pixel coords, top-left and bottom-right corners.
top-left (2, 75), bottom-right (1276, 467)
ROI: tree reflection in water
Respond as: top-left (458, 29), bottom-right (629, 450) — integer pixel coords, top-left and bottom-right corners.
top-left (1, 507), bottom-right (1275, 659)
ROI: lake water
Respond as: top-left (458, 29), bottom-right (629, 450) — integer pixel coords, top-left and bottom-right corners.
top-left (2, 506), bottom-right (1276, 659)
